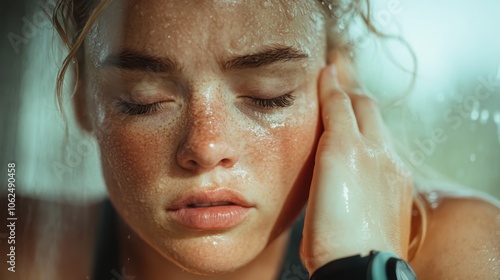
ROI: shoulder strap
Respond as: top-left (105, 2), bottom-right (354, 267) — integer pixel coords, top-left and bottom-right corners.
top-left (92, 199), bottom-right (120, 280)
top-left (276, 211), bottom-right (309, 280)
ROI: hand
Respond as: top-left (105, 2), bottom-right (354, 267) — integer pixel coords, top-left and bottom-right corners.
top-left (300, 65), bottom-right (414, 274)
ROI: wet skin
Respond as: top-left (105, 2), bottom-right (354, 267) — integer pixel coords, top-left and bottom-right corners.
top-left (78, 0), bottom-right (326, 276)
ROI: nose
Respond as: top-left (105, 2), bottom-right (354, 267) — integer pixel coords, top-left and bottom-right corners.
top-left (176, 100), bottom-right (240, 172)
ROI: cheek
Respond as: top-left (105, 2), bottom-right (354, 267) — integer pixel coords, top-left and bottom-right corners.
top-left (96, 120), bottom-right (177, 207)
top-left (252, 98), bottom-right (320, 237)
top-left (254, 97), bottom-right (320, 201)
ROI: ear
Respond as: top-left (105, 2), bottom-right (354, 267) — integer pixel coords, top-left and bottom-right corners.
top-left (73, 77), bottom-right (93, 133)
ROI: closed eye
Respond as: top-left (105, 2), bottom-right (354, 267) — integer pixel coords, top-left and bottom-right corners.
top-left (118, 100), bottom-right (163, 115)
top-left (247, 93), bottom-right (295, 108)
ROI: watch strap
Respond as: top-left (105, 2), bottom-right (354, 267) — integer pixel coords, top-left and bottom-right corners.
top-left (309, 251), bottom-right (417, 280)
top-left (309, 253), bottom-right (369, 280)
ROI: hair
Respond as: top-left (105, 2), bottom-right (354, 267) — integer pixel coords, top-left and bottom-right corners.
top-left (51, 0), bottom-right (425, 261)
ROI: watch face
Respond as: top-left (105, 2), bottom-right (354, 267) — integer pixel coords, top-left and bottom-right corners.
top-left (395, 260), bottom-right (417, 280)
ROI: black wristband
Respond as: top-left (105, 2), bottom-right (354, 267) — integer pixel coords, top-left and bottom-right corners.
top-left (309, 251), bottom-right (417, 280)
top-left (309, 253), bottom-right (370, 280)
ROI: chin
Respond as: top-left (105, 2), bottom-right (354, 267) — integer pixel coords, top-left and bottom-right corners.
top-left (158, 235), bottom-right (266, 275)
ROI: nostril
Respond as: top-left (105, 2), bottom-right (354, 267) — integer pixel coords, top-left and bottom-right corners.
top-left (177, 140), bottom-right (239, 170)
top-left (186, 160), bottom-right (197, 168)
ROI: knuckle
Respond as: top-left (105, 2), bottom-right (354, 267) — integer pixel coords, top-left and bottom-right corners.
top-left (316, 131), bottom-right (362, 160)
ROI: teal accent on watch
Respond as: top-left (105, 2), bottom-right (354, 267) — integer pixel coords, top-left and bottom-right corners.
top-left (369, 251), bottom-right (398, 278)
top-left (309, 250), bottom-right (417, 280)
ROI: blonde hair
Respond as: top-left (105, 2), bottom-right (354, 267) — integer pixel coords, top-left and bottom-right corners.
top-left (51, 0), bottom-right (425, 261)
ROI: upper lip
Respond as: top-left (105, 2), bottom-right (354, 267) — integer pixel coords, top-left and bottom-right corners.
top-left (167, 188), bottom-right (254, 210)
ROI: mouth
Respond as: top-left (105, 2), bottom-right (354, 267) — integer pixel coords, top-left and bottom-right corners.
top-left (167, 188), bottom-right (254, 230)
top-left (187, 201), bottom-right (235, 208)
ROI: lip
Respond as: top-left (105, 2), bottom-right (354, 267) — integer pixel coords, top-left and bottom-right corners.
top-left (167, 188), bottom-right (254, 230)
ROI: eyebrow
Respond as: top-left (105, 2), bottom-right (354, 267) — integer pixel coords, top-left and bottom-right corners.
top-left (99, 46), bottom-right (309, 73)
top-left (99, 50), bottom-right (180, 73)
top-left (222, 46), bottom-right (310, 70)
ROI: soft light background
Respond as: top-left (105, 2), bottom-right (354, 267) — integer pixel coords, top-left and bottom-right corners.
top-left (1, 0), bottom-right (499, 202)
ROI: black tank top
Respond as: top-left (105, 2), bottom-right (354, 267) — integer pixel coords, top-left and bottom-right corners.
top-left (91, 200), bottom-right (309, 280)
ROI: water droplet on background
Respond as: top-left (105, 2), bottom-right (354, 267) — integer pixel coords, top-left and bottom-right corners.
top-left (495, 111), bottom-right (500, 143)
top-left (480, 109), bottom-right (490, 124)
top-left (469, 153), bottom-right (476, 162)
top-left (493, 111), bottom-right (500, 124)
top-left (470, 108), bottom-right (480, 121)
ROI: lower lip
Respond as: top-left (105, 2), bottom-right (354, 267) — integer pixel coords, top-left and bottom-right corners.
top-left (168, 205), bottom-right (252, 230)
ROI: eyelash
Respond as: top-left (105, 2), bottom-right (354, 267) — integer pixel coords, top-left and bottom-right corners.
top-left (118, 100), bottom-right (163, 115)
top-left (117, 93), bottom-right (295, 116)
top-left (247, 93), bottom-right (296, 109)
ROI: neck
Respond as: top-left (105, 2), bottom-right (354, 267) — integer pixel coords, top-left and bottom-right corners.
top-left (118, 220), bottom-right (291, 280)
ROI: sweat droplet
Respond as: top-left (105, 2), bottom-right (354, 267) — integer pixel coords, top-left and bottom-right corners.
top-left (426, 192), bottom-right (440, 209)
top-left (230, 35), bottom-right (248, 51)
top-left (260, 0), bottom-right (271, 9)
top-left (338, 21), bottom-right (345, 30)
top-left (281, 27), bottom-right (290, 34)
top-left (285, 6), bottom-right (296, 20)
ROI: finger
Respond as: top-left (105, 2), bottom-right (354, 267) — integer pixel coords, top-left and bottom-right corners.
top-left (348, 92), bottom-right (387, 143)
top-left (318, 65), bottom-right (359, 137)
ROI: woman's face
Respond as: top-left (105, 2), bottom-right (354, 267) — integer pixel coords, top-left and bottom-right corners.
top-left (81, 0), bottom-right (326, 274)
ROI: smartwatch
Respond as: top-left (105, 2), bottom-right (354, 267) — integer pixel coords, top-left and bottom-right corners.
top-left (309, 250), bottom-right (417, 280)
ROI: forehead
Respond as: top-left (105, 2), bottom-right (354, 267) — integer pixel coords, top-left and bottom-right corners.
top-left (88, 0), bottom-right (325, 64)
